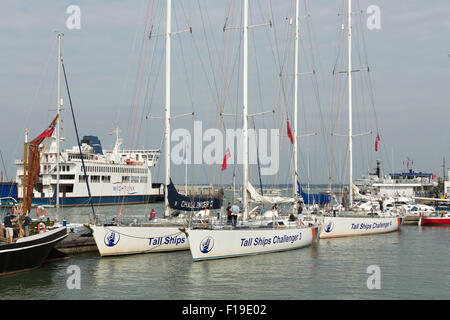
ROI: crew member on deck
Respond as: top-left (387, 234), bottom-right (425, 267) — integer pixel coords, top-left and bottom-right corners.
top-left (226, 202), bottom-right (232, 225)
top-left (3, 211), bottom-right (17, 243)
top-left (150, 209), bottom-right (156, 220)
top-left (22, 213), bottom-right (32, 237)
top-left (231, 203), bottom-right (240, 227)
top-left (297, 201), bottom-right (304, 226)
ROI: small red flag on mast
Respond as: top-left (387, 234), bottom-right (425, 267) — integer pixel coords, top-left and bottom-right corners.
top-left (287, 119), bottom-right (294, 144)
top-left (221, 148), bottom-right (231, 171)
top-left (375, 133), bottom-right (380, 152)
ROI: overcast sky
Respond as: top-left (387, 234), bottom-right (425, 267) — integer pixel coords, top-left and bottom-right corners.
top-left (0, 0), bottom-right (449, 187)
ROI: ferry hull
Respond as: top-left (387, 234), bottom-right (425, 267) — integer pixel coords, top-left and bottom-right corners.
top-left (90, 224), bottom-right (189, 256)
top-left (186, 226), bottom-right (319, 261)
top-left (319, 216), bottom-right (402, 239)
top-left (21, 194), bottom-right (164, 207)
top-left (0, 227), bottom-right (67, 277)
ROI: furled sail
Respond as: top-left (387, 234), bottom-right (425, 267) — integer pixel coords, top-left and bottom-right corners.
top-left (25, 114), bottom-right (59, 212)
top-left (352, 183), bottom-right (378, 201)
top-left (297, 180), bottom-right (330, 205)
top-left (167, 179), bottom-right (222, 211)
top-left (247, 182), bottom-right (296, 204)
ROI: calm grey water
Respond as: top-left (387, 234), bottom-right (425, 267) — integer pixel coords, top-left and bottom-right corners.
top-left (1, 201), bottom-right (449, 300)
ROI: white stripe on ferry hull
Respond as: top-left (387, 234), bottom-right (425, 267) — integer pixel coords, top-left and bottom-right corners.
top-left (319, 217), bottom-right (402, 239)
top-left (90, 225), bottom-right (189, 256)
top-left (186, 226), bottom-right (318, 261)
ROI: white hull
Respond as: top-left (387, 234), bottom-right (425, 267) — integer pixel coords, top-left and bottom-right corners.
top-left (319, 216), bottom-right (402, 239)
top-left (186, 225), bottom-right (319, 261)
top-left (90, 224), bottom-right (189, 256)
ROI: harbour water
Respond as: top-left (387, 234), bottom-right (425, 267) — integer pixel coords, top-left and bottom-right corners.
top-left (0, 200), bottom-right (449, 300)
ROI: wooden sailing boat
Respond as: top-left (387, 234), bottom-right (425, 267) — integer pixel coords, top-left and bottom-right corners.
top-left (185, 0), bottom-right (319, 261)
top-left (318, 0), bottom-right (402, 239)
top-left (0, 35), bottom-right (68, 276)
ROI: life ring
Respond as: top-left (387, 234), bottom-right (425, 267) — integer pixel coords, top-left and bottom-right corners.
top-left (36, 206), bottom-right (45, 217)
top-left (38, 222), bottom-right (46, 233)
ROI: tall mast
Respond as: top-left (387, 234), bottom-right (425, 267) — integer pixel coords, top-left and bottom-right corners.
top-left (164, 0), bottom-right (172, 217)
top-left (242, 0), bottom-right (249, 220)
top-left (56, 33), bottom-right (63, 209)
top-left (293, 0), bottom-right (299, 198)
top-left (347, 0), bottom-right (353, 208)
top-left (22, 129), bottom-right (28, 213)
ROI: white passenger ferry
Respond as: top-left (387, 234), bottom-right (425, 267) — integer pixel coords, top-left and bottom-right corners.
top-left (14, 130), bottom-right (164, 207)
top-left (354, 160), bottom-right (437, 199)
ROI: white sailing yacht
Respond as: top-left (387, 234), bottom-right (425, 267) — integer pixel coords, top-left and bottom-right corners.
top-left (90, 0), bottom-right (190, 256)
top-left (318, 0), bottom-right (402, 239)
top-left (185, 0), bottom-right (319, 261)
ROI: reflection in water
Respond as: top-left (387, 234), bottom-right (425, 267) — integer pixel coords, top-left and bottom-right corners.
top-left (310, 243), bottom-right (318, 277)
top-left (91, 250), bottom-right (192, 299)
top-left (419, 226), bottom-right (450, 232)
top-left (0, 265), bottom-right (55, 299)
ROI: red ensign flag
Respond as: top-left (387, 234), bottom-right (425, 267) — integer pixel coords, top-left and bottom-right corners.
top-left (375, 133), bottom-right (380, 152)
top-left (37, 114), bottom-right (59, 139)
top-left (287, 119), bottom-right (294, 144)
top-left (221, 148), bottom-right (231, 171)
